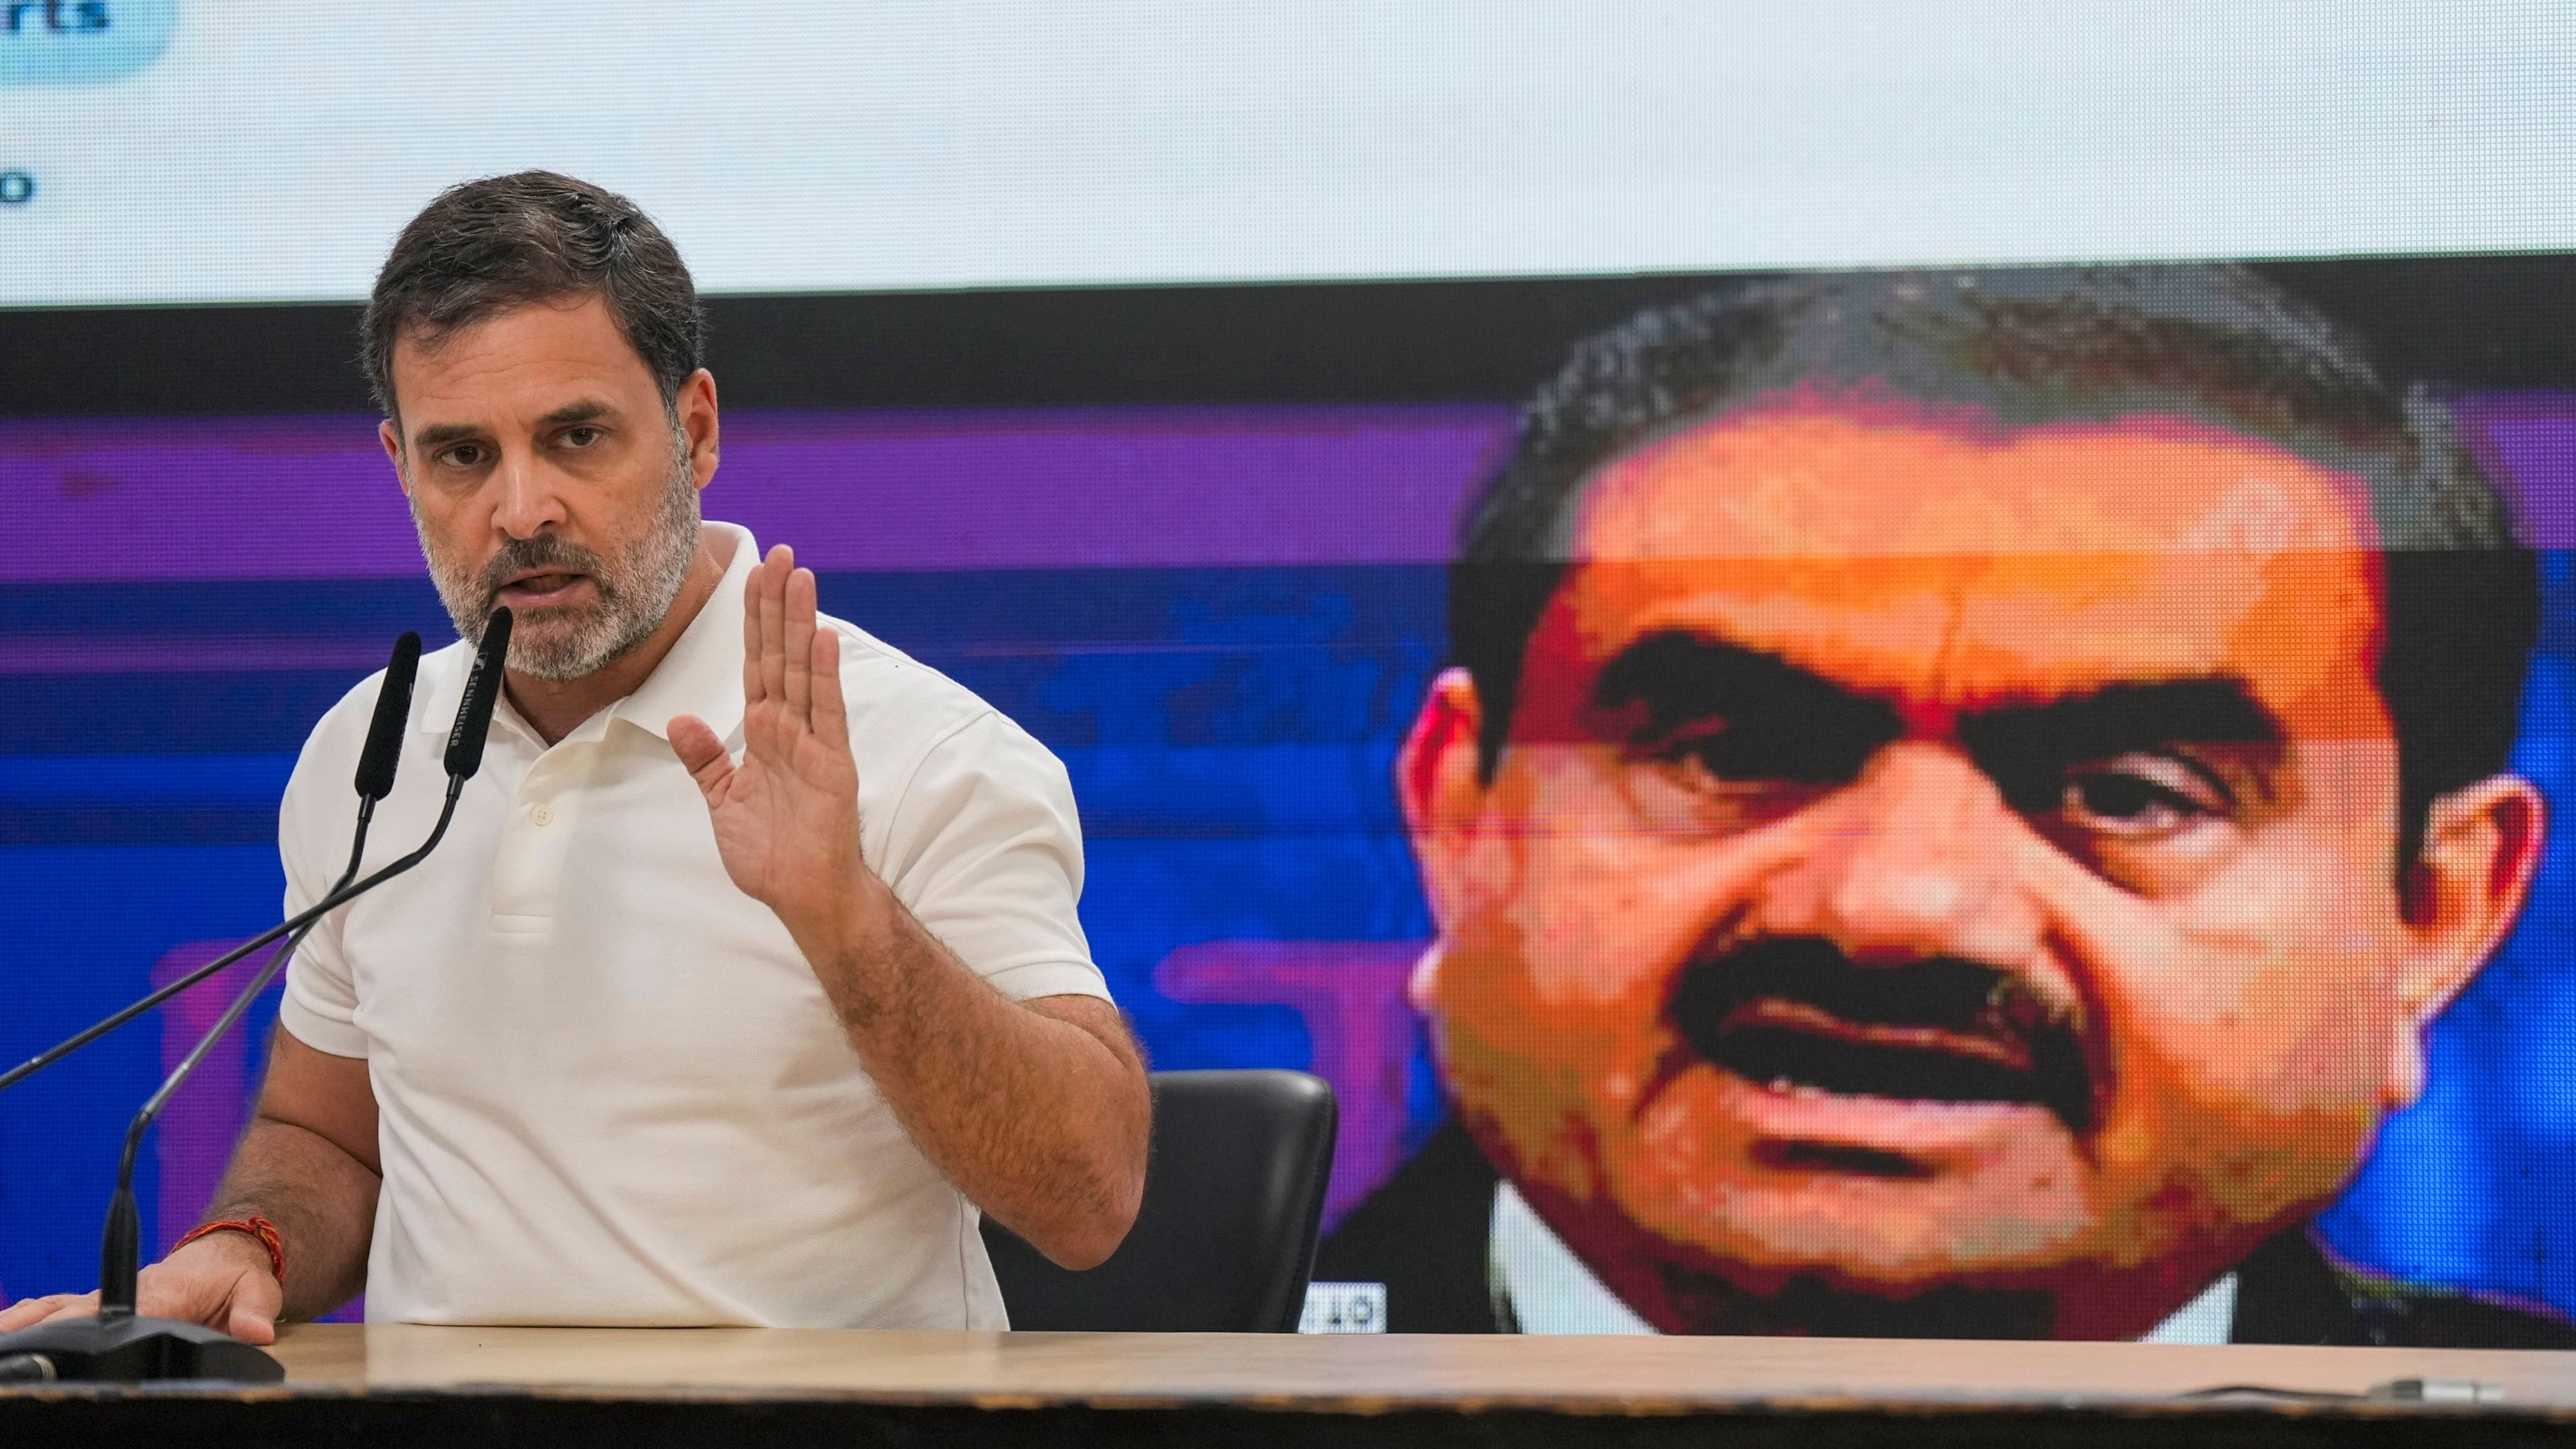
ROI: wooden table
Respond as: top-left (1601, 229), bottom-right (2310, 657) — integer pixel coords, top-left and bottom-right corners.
top-left (9, 1325), bottom-right (2576, 1445)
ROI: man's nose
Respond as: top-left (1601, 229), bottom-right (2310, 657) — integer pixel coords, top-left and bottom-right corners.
top-left (490, 447), bottom-right (567, 540)
top-left (1766, 742), bottom-right (2041, 968)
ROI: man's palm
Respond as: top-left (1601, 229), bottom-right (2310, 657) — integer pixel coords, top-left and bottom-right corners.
top-left (671, 545), bottom-right (861, 939)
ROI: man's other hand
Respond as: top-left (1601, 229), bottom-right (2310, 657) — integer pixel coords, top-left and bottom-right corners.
top-left (0, 1231), bottom-right (282, 1345)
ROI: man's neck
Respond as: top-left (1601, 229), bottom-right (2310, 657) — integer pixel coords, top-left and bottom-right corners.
top-left (503, 529), bottom-right (734, 746)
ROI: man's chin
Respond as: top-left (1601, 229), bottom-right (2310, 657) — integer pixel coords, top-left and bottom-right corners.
top-left (498, 619), bottom-right (621, 683)
top-left (1610, 1061), bottom-right (2098, 1245)
top-left (1546, 1181), bottom-right (2115, 1338)
top-left (1500, 1081), bottom-right (2117, 1326)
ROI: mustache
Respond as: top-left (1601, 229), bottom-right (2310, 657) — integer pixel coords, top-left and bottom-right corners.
top-left (1665, 936), bottom-right (2099, 1134)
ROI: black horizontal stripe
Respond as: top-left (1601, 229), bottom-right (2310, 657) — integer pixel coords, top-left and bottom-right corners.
top-left (8, 259), bottom-right (2576, 416)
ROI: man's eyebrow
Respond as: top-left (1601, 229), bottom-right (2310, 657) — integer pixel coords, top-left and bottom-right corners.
top-left (1590, 632), bottom-right (1904, 784)
top-left (1964, 677), bottom-right (2286, 759)
top-left (409, 399), bottom-right (615, 452)
top-left (409, 421), bottom-right (484, 450)
top-left (1593, 631), bottom-right (1897, 733)
top-left (1592, 633), bottom-right (2284, 754)
top-left (533, 399), bottom-right (615, 428)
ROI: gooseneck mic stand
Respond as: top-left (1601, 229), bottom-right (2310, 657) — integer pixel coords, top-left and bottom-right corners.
top-left (0, 611), bottom-right (512, 1382)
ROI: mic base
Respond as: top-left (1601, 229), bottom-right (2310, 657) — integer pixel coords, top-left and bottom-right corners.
top-left (0, 1313), bottom-right (284, 1383)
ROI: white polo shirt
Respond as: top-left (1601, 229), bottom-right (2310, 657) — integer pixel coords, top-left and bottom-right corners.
top-left (276, 521), bottom-right (1107, 1328)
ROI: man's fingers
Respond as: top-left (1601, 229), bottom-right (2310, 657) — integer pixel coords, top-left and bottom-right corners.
top-left (782, 566), bottom-right (817, 727)
top-left (228, 1304), bottom-right (278, 1346)
top-left (739, 548), bottom-right (765, 706)
top-left (809, 622), bottom-right (847, 741)
top-left (759, 544), bottom-right (791, 709)
top-left (668, 715), bottom-right (734, 796)
top-left (35, 1293), bottom-right (102, 1326)
top-left (0, 1294), bottom-right (84, 1331)
top-left (226, 1272), bottom-right (283, 1346)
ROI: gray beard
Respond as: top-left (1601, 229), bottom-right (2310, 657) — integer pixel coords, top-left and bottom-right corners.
top-left (414, 435), bottom-right (702, 682)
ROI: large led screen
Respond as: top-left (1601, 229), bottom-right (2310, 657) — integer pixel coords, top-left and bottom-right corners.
top-left (8, 255), bottom-right (2576, 1345)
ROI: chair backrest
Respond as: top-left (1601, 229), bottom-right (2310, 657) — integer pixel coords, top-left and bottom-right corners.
top-left (981, 1068), bottom-right (1338, 1332)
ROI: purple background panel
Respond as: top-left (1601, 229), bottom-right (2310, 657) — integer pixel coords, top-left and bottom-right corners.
top-left (0, 408), bottom-right (1516, 580)
top-left (12, 399), bottom-right (2570, 585)
top-left (2456, 393), bottom-right (2576, 542)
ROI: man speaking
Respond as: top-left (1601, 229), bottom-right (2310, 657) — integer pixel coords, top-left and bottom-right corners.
top-left (2, 172), bottom-right (1147, 1337)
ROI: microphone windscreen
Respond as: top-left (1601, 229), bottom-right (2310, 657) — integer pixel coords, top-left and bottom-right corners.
top-left (443, 609), bottom-right (514, 780)
top-left (352, 631), bottom-right (423, 801)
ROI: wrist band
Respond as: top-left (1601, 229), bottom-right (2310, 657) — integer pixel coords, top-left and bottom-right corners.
top-left (173, 1215), bottom-right (285, 1285)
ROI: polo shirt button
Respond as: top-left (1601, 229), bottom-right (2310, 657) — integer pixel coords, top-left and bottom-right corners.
top-left (530, 804), bottom-right (553, 826)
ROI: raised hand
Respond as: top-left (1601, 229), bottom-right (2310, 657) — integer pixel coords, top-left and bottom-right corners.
top-left (669, 544), bottom-right (869, 948)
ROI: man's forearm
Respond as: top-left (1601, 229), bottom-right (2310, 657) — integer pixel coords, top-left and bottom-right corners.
top-left (203, 1116), bottom-right (381, 1319)
top-left (803, 886), bottom-right (1150, 1269)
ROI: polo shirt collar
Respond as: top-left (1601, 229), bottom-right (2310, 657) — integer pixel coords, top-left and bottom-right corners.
top-left (410, 520), bottom-right (759, 748)
top-left (617, 520), bottom-right (756, 744)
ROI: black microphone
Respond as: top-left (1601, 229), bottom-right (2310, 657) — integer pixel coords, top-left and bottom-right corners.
top-left (0, 631), bottom-right (422, 1097)
top-left (355, 630), bottom-right (424, 802)
top-left (445, 606), bottom-right (511, 780)
top-left (0, 614), bottom-right (510, 1382)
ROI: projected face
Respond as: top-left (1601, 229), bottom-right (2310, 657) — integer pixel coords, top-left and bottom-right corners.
top-left (1401, 401), bottom-right (2537, 1338)
top-left (381, 295), bottom-right (708, 682)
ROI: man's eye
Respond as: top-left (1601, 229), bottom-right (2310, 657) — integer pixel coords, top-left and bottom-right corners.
top-left (1622, 729), bottom-right (1832, 837)
top-left (560, 426), bottom-right (601, 448)
top-left (1650, 718), bottom-right (1863, 786)
top-left (438, 443), bottom-right (486, 468)
top-left (2057, 757), bottom-right (2225, 835)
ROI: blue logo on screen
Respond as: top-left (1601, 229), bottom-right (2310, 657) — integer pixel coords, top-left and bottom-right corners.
top-left (1, 0), bottom-right (175, 85)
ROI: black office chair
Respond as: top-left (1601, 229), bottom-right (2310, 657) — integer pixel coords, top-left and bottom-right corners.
top-left (981, 1068), bottom-right (1338, 1332)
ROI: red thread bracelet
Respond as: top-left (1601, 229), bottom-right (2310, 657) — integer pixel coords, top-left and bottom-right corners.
top-left (172, 1215), bottom-right (285, 1285)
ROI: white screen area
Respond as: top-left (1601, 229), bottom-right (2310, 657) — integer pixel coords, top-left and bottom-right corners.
top-left (4, 1), bottom-right (2572, 306)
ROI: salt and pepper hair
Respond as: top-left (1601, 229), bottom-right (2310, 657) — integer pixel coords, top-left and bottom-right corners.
top-left (363, 170), bottom-right (706, 422)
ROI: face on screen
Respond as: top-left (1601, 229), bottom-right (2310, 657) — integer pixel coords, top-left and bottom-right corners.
top-left (1402, 399), bottom-right (2536, 1338)
top-left (380, 294), bottom-right (713, 682)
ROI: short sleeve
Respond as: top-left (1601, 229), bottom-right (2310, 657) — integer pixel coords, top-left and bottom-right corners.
top-left (275, 711), bottom-right (370, 1059)
top-left (876, 711), bottom-right (1109, 1004)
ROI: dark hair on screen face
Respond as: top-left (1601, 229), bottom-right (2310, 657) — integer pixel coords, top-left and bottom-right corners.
top-left (1451, 265), bottom-right (2537, 868)
top-left (362, 170), bottom-right (705, 422)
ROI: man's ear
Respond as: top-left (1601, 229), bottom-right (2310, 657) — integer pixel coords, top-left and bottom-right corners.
top-left (2389, 773), bottom-right (2545, 1102)
top-left (678, 368), bottom-right (720, 489)
top-left (1398, 668), bottom-right (1494, 935)
top-left (378, 417), bottom-right (410, 497)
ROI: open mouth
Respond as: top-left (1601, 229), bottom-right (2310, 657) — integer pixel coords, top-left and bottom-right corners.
top-left (1668, 939), bottom-right (2095, 1132)
top-left (1705, 999), bottom-right (2050, 1104)
top-left (499, 571), bottom-right (592, 603)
